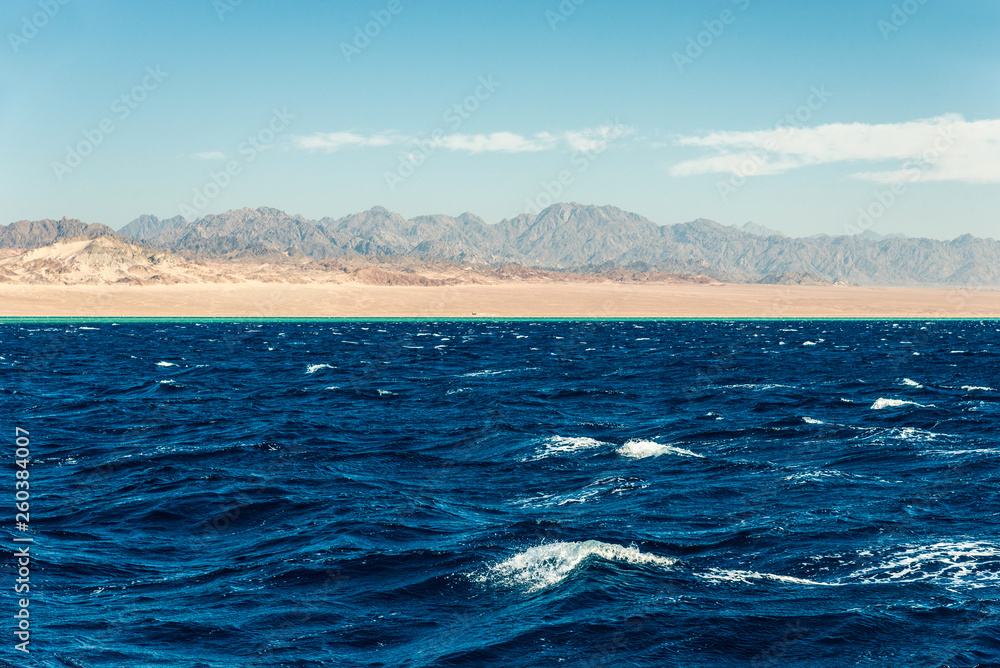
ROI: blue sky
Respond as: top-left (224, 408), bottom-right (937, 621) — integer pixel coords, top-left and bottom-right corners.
top-left (2, 0), bottom-right (998, 238)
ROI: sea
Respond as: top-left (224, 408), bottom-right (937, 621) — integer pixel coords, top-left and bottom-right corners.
top-left (1, 319), bottom-right (998, 667)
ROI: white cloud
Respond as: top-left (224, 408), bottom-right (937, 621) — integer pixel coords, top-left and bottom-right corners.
top-left (193, 151), bottom-right (226, 160)
top-left (293, 131), bottom-right (404, 152)
top-left (291, 125), bottom-right (634, 154)
top-left (564, 124), bottom-right (635, 152)
top-left (428, 131), bottom-right (558, 153)
top-left (670, 114), bottom-right (1000, 184)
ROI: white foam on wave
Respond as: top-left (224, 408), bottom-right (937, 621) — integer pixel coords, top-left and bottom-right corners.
top-left (517, 476), bottom-right (649, 508)
top-left (890, 426), bottom-right (941, 442)
top-left (846, 541), bottom-right (1000, 588)
top-left (784, 469), bottom-right (860, 484)
top-left (871, 398), bottom-right (928, 410)
top-left (528, 436), bottom-right (608, 461)
top-left (722, 383), bottom-right (794, 391)
top-left (476, 540), bottom-right (677, 592)
top-left (700, 569), bottom-right (833, 587)
top-left (802, 417), bottom-right (824, 425)
top-left (306, 364), bottom-right (335, 374)
top-left (463, 369), bottom-right (507, 378)
top-left (922, 448), bottom-right (994, 457)
top-left (962, 385), bottom-right (993, 392)
top-left (803, 341), bottom-right (818, 346)
top-left (902, 378), bottom-right (923, 388)
top-left (156, 361), bottom-right (177, 367)
top-left (618, 440), bottom-right (703, 459)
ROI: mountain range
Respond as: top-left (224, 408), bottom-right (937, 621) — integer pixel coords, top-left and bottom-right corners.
top-left (2, 204), bottom-right (998, 287)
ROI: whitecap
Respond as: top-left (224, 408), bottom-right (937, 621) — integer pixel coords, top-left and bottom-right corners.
top-left (462, 370), bottom-right (507, 378)
top-left (921, 448), bottom-right (994, 457)
top-left (528, 436), bottom-right (608, 461)
top-left (721, 383), bottom-right (794, 391)
top-left (700, 569), bottom-right (833, 587)
top-left (891, 427), bottom-right (941, 442)
top-left (618, 440), bottom-right (703, 459)
top-left (962, 386), bottom-right (993, 392)
top-left (802, 417), bottom-right (824, 425)
top-left (870, 398), bottom-right (928, 410)
top-left (476, 540), bottom-right (677, 592)
top-left (306, 364), bottom-right (335, 374)
top-left (803, 341), bottom-right (818, 346)
top-left (846, 541), bottom-right (1000, 588)
top-left (517, 477), bottom-right (648, 508)
top-left (902, 378), bottom-right (923, 388)
top-left (784, 469), bottom-right (866, 484)
top-left (156, 361), bottom-right (178, 367)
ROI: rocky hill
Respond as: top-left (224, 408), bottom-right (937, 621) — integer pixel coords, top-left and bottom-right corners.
top-left (0, 217), bottom-right (118, 249)
top-left (0, 236), bottom-right (199, 285)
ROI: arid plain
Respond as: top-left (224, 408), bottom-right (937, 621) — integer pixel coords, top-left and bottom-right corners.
top-left (1, 282), bottom-right (997, 318)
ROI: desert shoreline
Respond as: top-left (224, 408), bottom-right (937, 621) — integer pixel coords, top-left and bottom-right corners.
top-left (0, 283), bottom-right (998, 318)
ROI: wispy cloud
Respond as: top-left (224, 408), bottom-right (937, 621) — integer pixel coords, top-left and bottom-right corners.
top-left (293, 131), bottom-right (404, 152)
top-left (292, 125), bottom-right (634, 154)
top-left (670, 114), bottom-right (1000, 184)
top-left (428, 131), bottom-right (558, 153)
top-left (193, 151), bottom-right (226, 160)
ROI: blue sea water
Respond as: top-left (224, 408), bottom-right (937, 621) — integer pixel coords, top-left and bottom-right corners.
top-left (1, 319), bottom-right (999, 667)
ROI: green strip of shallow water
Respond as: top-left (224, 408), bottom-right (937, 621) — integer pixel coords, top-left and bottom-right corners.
top-left (0, 317), bottom-right (996, 324)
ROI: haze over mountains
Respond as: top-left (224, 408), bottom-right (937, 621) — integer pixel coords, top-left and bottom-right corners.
top-left (2, 204), bottom-right (998, 287)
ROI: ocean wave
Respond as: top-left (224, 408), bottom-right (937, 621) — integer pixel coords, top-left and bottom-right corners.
top-left (802, 417), bottom-right (824, 424)
top-left (618, 440), bottom-right (703, 459)
top-left (527, 436), bottom-right (608, 461)
top-left (721, 383), bottom-right (795, 391)
top-left (784, 469), bottom-right (868, 484)
top-left (306, 363), bottom-right (335, 374)
top-left (476, 540), bottom-right (677, 592)
top-left (462, 369), bottom-right (510, 378)
top-left (902, 378), bottom-right (923, 388)
top-left (156, 361), bottom-right (178, 367)
top-left (870, 398), bottom-right (929, 410)
top-left (845, 541), bottom-right (1000, 588)
top-left (889, 427), bottom-right (943, 442)
top-left (517, 477), bottom-right (649, 508)
top-left (700, 569), bottom-right (833, 587)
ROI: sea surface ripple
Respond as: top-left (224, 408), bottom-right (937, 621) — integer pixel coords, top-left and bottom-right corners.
top-left (1, 320), bottom-right (998, 667)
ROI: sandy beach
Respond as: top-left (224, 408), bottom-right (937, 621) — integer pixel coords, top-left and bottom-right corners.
top-left (0, 282), bottom-right (997, 318)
